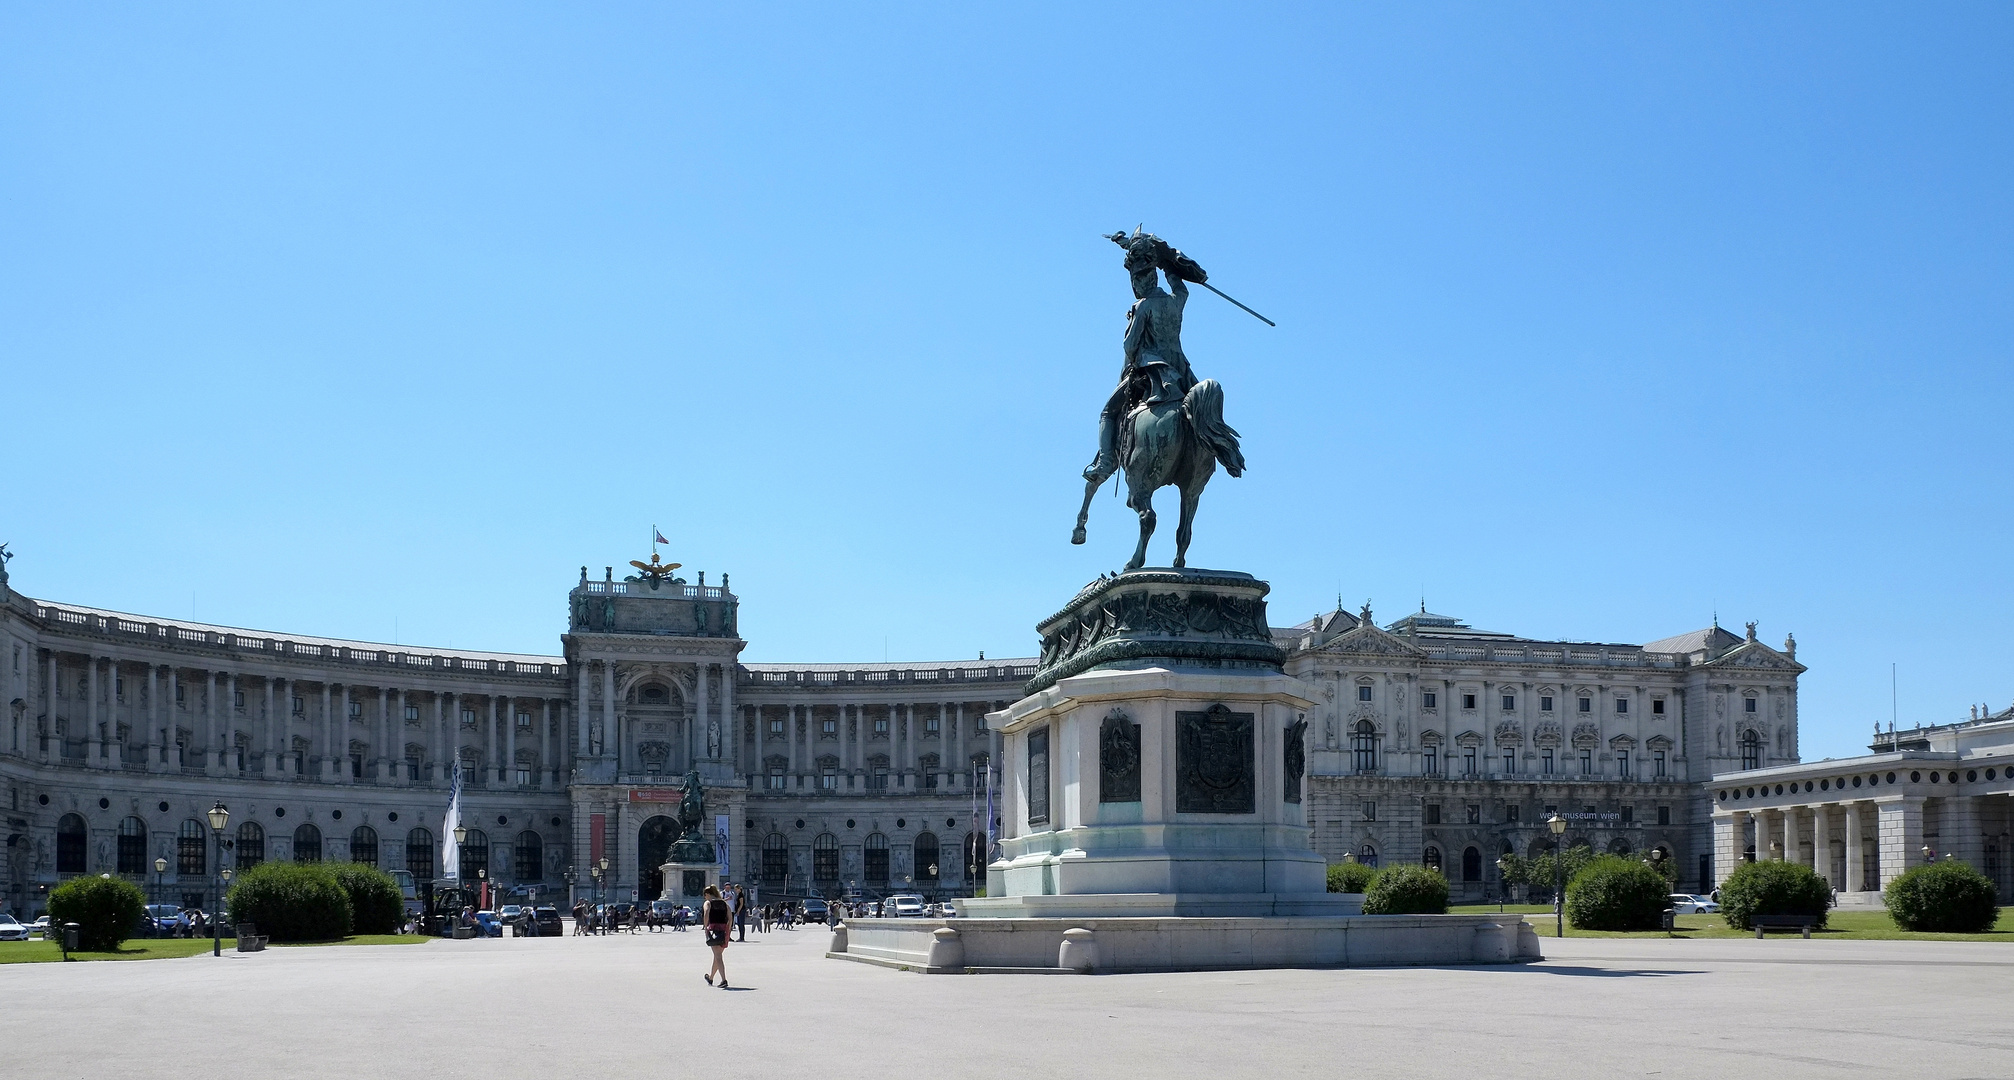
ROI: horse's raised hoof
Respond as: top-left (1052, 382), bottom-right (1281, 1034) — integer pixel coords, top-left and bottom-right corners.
top-left (1172, 557), bottom-right (1185, 569)
top-left (1070, 527), bottom-right (1087, 545)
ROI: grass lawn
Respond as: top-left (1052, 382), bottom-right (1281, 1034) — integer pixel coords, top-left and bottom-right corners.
top-left (0, 933), bottom-right (430, 963)
top-left (1451, 904), bottom-right (2014, 941)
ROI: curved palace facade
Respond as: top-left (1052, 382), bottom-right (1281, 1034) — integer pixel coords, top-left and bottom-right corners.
top-left (0, 556), bottom-right (1805, 915)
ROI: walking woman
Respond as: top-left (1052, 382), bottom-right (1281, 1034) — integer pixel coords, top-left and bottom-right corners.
top-left (701, 885), bottom-right (732, 989)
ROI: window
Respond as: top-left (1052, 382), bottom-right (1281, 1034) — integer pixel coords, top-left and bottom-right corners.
top-left (515, 831), bottom-right (542, 882)
top-left (351, 752), bottom-right (364, 779)
top-left (1501, 694), bottom-right (1516, 712)
top-left (1424, 747), bottom-right (1438, 775)
top-left (1463, 747), bottom-right (1477, 775)
top-left (915, 833), bottom-right (940, 881)
top-left (177, 685), bottom-right (186, 704)
top-left (924, 716), bottom-right (940, 734)
top-left (1422, 692), bottom-right (1437, 710)
top-left (1740, 730), bottom-right (1761, 770)
top-left (458, 829), bottom-right (486, 878)
top-left (295, 823), bottom-right (323, 863)
top-left (819, 765), bottom-right (838, 791)
top-left (1357, 685), bottom-right (1373, 702)
top-left (1651, 698), bottom-right (1665, 715)
top-left (1462, 694), bottom-right (1477, 710)
top-left (1423, 846), bottom-right (1442, 871)
top-left (1424, 803), bottom-right (1440, 825)
top-left (768, 763), bottom-right (786, 790)
top-left (821, 719), bottom-right (837, 735)
top-left (1352, 720), bottom-right (1377, 773)
top-left (1616, 751), bottom-right (1631, 778)
top-left (1579, 749), bottom-right (1593, 775)
top-left (234, 690), bottom-right (245, 709)
top-left (176, 819), bottom-right (205, 877)
top-left (869, 761), bottom-right (890, 791)
top-left (1506, 804), bottom-right (1520, 823)
top-left (1657, 805), bottom-right (1671, 827)
top-left (1745, 697), bottom-right (1758, 714)
top-left (1621, 806), bottom-right (1634, 826)
top-left (1362, 801), bottom-right (1378, 821)
top-left (291, 695), bottom-right (303, 715)
top-left (920, 754), bottom-right (940, 790)
top-left (1615, 697), bottom-right (1629, 714)
top-left (461, 709), bottom-right (476, 725)
top-left (407, 752), bottom-right (423, 782)
top-left (350, 826), bottom-right (379, 867)
top-left (115, 676), bottom-right (125, 700)
top-left (813, 834), bottom-right (839, 883)
top-left (57, 817), bottom-right (88, 875)
top-left (762, 834), bottom-right (788, 885)
top-left (769, 718), bottom-right (784, 735)
top-left (873, 717), bottom-right (889, 736)
top-left (348, 701), bottom-right (362, 719)
top-left (406, 828), bottom-right (435, 881)
top-left (117, 817), bottom-right (148, 875)
top-left (405, 705), bottom-right (420, 721)
top-left (1577, 696), bottom-right (1592, 713)
top-left (1653, 750), bottom-right (1667, 777)
top-left (1466, 804), bottom-right (1481, 825)
top-left (1358, 844), bottom-right (1378, 868)
top-left (1540, 695), bottom-right (1554, 712)
top-left (516, 767), bottom-right (531, 786)
top-left (1541, 749), bottom-right (1555, 774)
top-left (1462, 846), bottom-right (1483, 883)
top-left (237, 822), bottom-right (265, 871)
top-left (1502, 750), bottom-right (1516, 773)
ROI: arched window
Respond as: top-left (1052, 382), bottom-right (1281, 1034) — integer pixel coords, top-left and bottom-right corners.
top-left (56, 814), bottom-right (88, 875)
top-left (117, 817), bottom-right (148, 875)
top-left (406, 828), bottom-right (435, 881)
top-left (1358, 843), bottom-right (1379, 868)
top-left (1352, 720), bottom-right (1378, 773)
top-left (1422, 845), bottom-right (1442, 871)
top-left (812, 834), bottom-right (839, 884)
top-left (762, 834), bottom-right (789, 885)
top-left (914, 833), bottom-right (940, 882)
top-left (237, 822), bottom-right (265, 871)
top-left (350, 826), bottom-right (379, 867)
top-left (460, 829), bottom-right (488, 880)
top-left (176, 819), bottom-right (206, 877)
top-left (864, 832), bottom-right (890, 885)
top-left (515, 831), bottom-right (543, 882)
top-left (1740, 729), bottom-right (1761, 770)
top-left (1462, 846), bottom-right (1482, 882)
top-left (294, 823), bottom-right (323, 863)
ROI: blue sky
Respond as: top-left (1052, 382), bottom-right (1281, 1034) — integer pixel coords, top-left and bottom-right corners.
top-left (3, 5), bottom-right (2008, 763)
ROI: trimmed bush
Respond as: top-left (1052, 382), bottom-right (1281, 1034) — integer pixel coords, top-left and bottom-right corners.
top-left (1885, 861), bottom-right (2000, 933)
top-left (1362, 863), bottom-right (1449, 915)
top-left (226, 862), bottom-right (353, 942)
top-left (1718, 860), bottom-right (1830, 931)
top-left (1565, 855), bottom-right (1670, 931)
top-left (1327, 861), bottom-right (1378, 894)
top-left (48, 874), bottom-right (148, 952)
top-left (328, 863), bottom-right (405, 935)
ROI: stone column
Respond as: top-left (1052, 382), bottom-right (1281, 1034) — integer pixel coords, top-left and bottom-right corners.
top-left (506, 696), bottom-right (519, 786)
top-left (1943, 794), bottom-right (1984, 871)
top-left (753, 703), bottom-right (765, 786)
top-left (1812, 805), bottom-right (1833, 887)
top-left (575, 658), bottom-right (590, 757)
top-left (204, 670), bottom-right (222, 775)
top-left (1844, 802), bottom-right (1865, 892)
top-left (83, 654), bottom-right (101, 766)
top-left (1783, 804), bottom-right (1801, 864)
top-left (271, 677), bottom-right (287, 774)
top-left (1712, 812), bottom-right (1740, 887)
top-left (104, 659), bottom-right (123, 770)
top-left (721, 664), bottom-right (735, 769)
top-left (954, 701), bottom-right (966, 791)
top-left (695, 662), bottom-right (710, 764)
top-left (542, 700), bottom-right (555, 785)
top-left (147, 665), bottom-right (166, 772)
top-left (1876, 797), bottom-right (1924, 890)
top-left (43, 652), bottom-right (57, 762)
top-left (375, 687), bottom-right (390, 782)
top-left (786, 705), bottom-right (799, 784)
top-left (486, 695), bottom-right (499, 785)
top-left (437, 691), bottom-right (452, 785)
top-left (602, 661), bottom-right (616, 761)
top-left (319, 683), bottom-right (333, 779)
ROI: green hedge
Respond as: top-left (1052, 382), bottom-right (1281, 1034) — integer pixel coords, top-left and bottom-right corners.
top-left (226, 862), bottom-right (354, 942)
top-left (1565, 855), bottom-right (1670, 931)
top-left (1362, 863), bottom-right (1449, 915)
top-left (328, 863), bottom-right (405, 935)
top-left (48, 874), bottom-right (148, 952)
top-left (1884, 861), bottom-right (2000, 933)
top-left (1718, 860), bottom-right (1830, 931)
top-left (1327, 861), bottom-right (1378, 894)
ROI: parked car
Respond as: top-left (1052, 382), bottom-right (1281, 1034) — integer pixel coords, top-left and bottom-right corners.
top-left (887, 894), bottom-right (927, 917)
top-left (0, 913), bottom-right (29, 941)
top-left (513, 906), bottom-right (563, 936)
top-left (144, 904), bottom-right (187, 936)
top-left (800, 898), bottom-right (829, 924)
top-left (649, 899), bottom-right (680, 920)
top-left (472, 910), bottom-right (504, 937)
top-left (28, 916), bottom-right (52, 938)
top-left (498, 904), bottom-right (524, 924)
top-left (1668, 893), bottom-right (1720, 915)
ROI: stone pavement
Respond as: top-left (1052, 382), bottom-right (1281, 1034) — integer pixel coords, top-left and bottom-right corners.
top-left (7, 925), bottom-right (2014, 1079)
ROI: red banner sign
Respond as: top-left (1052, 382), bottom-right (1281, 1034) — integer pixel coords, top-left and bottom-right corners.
top-left (628, 789), bottom-right (682, 803)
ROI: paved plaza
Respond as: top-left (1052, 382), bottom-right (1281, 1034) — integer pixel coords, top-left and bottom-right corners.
top-left (8, 927), bottom-right (2014, 1080)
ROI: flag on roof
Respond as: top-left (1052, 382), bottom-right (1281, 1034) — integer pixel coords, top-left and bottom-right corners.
top-left (653, 527), bottom-right (668, 546)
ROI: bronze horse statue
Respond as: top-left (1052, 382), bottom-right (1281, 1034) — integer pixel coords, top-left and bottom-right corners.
top-left (1072, 377), bottom-right (1244, 571)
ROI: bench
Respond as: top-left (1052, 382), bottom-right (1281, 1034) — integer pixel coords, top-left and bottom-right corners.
top-left (235, 923), bottom-right (269, 952)
top-left (1751, 914), bottom-right (1818, 939)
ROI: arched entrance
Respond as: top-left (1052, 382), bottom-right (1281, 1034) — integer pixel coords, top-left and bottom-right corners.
top-left (638, 816), bottom-right (681, 900)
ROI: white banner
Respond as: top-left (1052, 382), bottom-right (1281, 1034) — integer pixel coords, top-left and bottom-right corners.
top-left (441, 760), bottom-right (463, 881)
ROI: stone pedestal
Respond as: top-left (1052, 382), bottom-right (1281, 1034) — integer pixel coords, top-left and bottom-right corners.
top-left (660, 861), bottom-right (719, 904)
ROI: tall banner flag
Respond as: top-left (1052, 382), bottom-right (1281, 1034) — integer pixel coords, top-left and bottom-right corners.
top-left (984, 763), bottom-right (997, 867)
top-left (442, 760), bottom-right (463, 881)
top-left (714, 814), bottom-right (731, 869)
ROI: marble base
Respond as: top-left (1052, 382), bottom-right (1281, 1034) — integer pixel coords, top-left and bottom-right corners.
top-left (829, 914), bottom-right (1541, 974)
top-left (956, 891), bottom-right (1362, 919)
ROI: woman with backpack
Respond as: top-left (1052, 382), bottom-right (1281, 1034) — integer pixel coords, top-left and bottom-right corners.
top-left (701, 885), bottom-right (732, 989)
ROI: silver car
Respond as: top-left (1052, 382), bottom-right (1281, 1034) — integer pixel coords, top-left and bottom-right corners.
top-left (1668, 893), bottom-right (1720, 915)
top-left (0, 913), bottom-right (28, 941)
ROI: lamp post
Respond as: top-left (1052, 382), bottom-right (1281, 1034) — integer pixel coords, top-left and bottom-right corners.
top-left (1495, 855), bottom-right (1510, 913)
top-left (206, 802), bottom-right (230, 957)
top-left (564, 865), bottom-right (576, 911)
top-left (478, 868), bottom-right (487, 914)
top-left (153, 856), bottom-right (167, 921)
top-left (1547, 813), bottom-right (1566, 939)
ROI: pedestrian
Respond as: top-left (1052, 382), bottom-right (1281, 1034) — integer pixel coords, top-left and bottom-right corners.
top-left (701, 885), bottom-right (732, 990)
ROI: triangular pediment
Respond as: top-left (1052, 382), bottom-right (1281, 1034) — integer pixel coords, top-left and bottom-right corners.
top-left (1320, 622), bottom-right (1428, 659)
top-left (1706, 640), bottom-right (1807, 674)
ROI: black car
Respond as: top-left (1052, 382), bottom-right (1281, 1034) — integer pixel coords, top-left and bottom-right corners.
top-left (514, 906), bottom-right (563, 936)
top-left (801, 898), bottom-right (830, 924)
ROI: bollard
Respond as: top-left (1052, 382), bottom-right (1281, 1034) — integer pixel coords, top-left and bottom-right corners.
top-left (828, 920), bottom-right (848, 955)
top-left (925, 926), bottom-right (963, 971)
top-left (1058, 927), bottom-right (1097, 974)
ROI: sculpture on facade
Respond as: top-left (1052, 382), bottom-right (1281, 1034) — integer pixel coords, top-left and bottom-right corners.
top-left (1072, 229), bottom-right (1251, 572)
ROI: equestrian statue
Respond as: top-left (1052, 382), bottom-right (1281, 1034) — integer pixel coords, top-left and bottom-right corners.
top-left (1072, 228), bottom-right (1253, 572)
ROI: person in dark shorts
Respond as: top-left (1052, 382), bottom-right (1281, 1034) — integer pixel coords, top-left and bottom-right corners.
top-left (701, 885), bottom-right (732, 989)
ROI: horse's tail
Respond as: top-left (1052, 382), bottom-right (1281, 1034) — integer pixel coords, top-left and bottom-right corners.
top-left (1183, 378), bottom-right (1245, 478)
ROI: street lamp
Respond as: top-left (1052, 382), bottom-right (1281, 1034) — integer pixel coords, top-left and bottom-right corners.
top-left (153, 856), bottom-right (168, 919)
top-left (1547, 813), bottom-right (1567, 939)
top-left (1495, 855), bottom-right (1510, 913)
top-left (478, 868), bottom-right (487, 913)
top-left (206, 802), bottom-right (230, 957)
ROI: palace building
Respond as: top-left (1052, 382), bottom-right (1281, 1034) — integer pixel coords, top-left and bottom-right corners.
top-left (0, 554), bottom-right (1804, 914)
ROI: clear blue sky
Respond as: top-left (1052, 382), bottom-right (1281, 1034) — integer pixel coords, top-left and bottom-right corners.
top-left (4, 5), bottom-right (2009, 763)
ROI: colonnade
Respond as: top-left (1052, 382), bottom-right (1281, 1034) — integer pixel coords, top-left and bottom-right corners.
top-left (1714, 796), bottom-right (2005, 893)
top-left (744, 699), bottom-right (1006, 792)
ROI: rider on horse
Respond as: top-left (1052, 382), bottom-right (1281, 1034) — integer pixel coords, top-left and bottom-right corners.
top-left (1084, 230), bottom-right (1209, 485)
